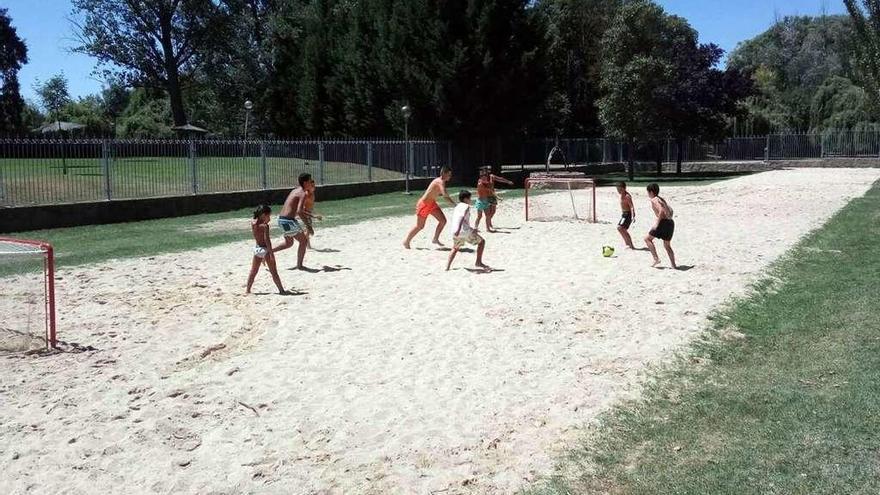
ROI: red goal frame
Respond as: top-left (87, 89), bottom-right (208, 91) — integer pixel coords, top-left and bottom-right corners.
top-left (0, 237), bottom-right (56, 349)
top-left (524, 176), bottom-right (597, 223)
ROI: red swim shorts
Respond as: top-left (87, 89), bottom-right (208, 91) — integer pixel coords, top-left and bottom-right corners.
top-left (416, 199), bottom-right (440, 218)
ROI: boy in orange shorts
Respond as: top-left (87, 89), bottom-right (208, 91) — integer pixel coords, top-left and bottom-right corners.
top-left (403, 166), bottom-right (456, 249)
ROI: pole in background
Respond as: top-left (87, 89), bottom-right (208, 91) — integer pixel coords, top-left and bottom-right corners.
top-left (402, 105), bottom-right (412, 194)
top-left (243, 100), bottom-right (253, 159)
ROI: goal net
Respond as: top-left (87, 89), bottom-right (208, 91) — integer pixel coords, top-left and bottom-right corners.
top-left (525, 173), bottom-right (596, 222)
top-left (0, 238), bottom-right (56, 352)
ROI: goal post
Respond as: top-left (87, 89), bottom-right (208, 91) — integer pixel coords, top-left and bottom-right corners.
top-left (525, 173), bottom-right (597, 223)
top-left (0, 237), bottom-right (56, 351)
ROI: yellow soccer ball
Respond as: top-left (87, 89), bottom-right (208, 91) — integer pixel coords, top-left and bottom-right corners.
top-left (602, 245), bottom-right (615, 257)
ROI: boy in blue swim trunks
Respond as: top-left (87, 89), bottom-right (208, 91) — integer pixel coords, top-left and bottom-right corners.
top-left (474, 166), bottom-right (513, 232)
top-left (273, 173), bottom-right (316, 270)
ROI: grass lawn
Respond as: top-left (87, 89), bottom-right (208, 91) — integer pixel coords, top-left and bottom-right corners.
top-left (0, 156), bottom-right (406, 206)
top-left (527, 179), bottom-right (880, 494)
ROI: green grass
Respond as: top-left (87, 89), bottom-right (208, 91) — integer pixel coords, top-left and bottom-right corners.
top-left (0, 156), bottom-right (405, 205)
top-left (527, 180), bottom-right (880, 495)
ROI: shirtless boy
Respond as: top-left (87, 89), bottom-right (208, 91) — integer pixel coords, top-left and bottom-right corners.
top-left (644, 183), bottom-right (677, 269)
top-left (273, 173), bottom-right (315, 269)
top-left (403, 166), bottom-right (456, 249)
top-left (616, 182), bottom-right (636, 249)
top-left (474, 166), bottom-right (514, 232)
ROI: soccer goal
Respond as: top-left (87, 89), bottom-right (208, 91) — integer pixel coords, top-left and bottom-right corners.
top-left (525, 173), bottom-right (597, 222)
top-left (0, 238), bottom-right (56, 352)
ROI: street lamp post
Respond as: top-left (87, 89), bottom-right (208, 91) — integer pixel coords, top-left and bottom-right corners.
top-left (402, 105), bottom-right (411, 194)
top-left (243, 100), bottom-right (253, 158)
top-left (243, 100), bottom-right (253, 138)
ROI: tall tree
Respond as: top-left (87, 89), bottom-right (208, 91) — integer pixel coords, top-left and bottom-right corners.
top-left (844, 0), bottom-right (880, 113)
top-left (0, 8), bottom-right (28, 133)
top-left (71, 0), bottom-right (224, 126)
top-left (34, 74), bottom-right (72, 121)
top-left (537, 0), bottom-right (620, 136)
top-left (598, 0), bottom-right (687, 179)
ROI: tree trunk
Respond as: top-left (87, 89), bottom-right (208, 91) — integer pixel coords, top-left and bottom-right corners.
top-left (627, 136), bottom-right (635, 181)
top-left (158, 10), bottom-right (188, 126)
top-left (676, 138), bottom-right (683, 174)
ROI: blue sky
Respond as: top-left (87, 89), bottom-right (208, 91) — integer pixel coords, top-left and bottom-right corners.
top-left (4, 0), bottom-right (851, 105)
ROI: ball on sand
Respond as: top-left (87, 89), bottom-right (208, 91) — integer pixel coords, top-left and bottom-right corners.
top-left (602, 245), bottom-right (615, 257)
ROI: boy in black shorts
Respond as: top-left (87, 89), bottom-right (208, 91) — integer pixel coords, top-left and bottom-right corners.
top-left (616, 182), bottom-right (635, 249)
top-left (645, 183), bottom-right (677, 269)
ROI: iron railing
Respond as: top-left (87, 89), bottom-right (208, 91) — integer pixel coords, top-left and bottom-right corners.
top-left (0, 138), bottom-right (451, 207)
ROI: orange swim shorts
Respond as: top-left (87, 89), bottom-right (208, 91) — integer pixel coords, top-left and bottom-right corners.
top-left (416, 199), bottom-right (440, 218)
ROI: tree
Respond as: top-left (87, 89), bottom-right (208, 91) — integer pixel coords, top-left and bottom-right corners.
top-left (598, 1), bottom-right (686, 179)
top-left (71, 0), bottom-right (224, 126)
top-left (116, 88), bottom-right (173, 138)
top-left (0, 8), bottom-right (28, 133)
top-left (34, 74), bottom-right (72, 120)
top-left (536, 0), bottom-right (621, 136)
top-left (728, 15), bottom-right (857, 132)
top-left (810, 76), bottom-right (872, 130)
top-left (844, 1), bottom-right (880, 113)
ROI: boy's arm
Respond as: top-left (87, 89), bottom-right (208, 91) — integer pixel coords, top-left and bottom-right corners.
top-left (490, 174), bottom-right (514, 186)
top-left (628, 195), bottom-right (635, 220)
top-left (439, 183), bottom-right (456, 206)
top-left (262, 224), bottom-right (274, 254)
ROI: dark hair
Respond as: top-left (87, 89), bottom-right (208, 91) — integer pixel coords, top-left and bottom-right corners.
top-left (646, 183), bottom-right (659, 195)
top-left (252, 204), bottom-right (271, 218)
top-left (298, 173), bottom-right (312, 186)
top-left (617, 181), bottom-right (627, 189)
top-left (440, 165), bottom-right (452, 175)
top-left (458, 189), bottom-right (472, 202)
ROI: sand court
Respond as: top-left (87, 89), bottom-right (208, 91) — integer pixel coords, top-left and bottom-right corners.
top-left (1, 168), bottom-right (878, 494)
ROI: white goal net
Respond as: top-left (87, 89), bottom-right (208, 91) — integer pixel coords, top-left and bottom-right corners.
top-left (525, 173), bottom-right (596, 222)
top-left (0, 238), bottom-right (56, 352)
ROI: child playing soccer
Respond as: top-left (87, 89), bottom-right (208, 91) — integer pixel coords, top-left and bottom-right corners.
top-left (616, 182), bottom-right (636, 249)
top-left (273, 173), bottom-right (317, 269)
top-left (403, 166), bottom-right (456, 249)
top-left (474, 166), bottom-right (514, 232)
top-left (446, 190), bottom-right (489, 271)
top-left (644, 183), bottom-right (677, 269)
top-left (302, 188), bottom-right (324, 249)
top-left (246, 205), bottom-right (286, 294)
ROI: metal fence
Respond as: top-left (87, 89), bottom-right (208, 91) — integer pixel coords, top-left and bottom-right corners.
top-left (0, 138), bottom-right (451, 207)
top-left (498, 130), bottom-right (880, 170)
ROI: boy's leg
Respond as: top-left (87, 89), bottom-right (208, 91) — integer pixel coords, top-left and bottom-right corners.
top-left (446, 247), bottom-right (459, 271)
top-left (663, 240), bottom-right (677, 269)
top-left (645, 234), bottom-right (661, 267)
top-left (295, 232), bottom-right (308, 269)
top-left (403, 215), bottom-right (427, 249)
top-left (430, 209), bottom-right (447, 245)
top-left (618, 226), bottom-right (634, 249)
top-left (265, 255), bottom-right (286, 293)
top-left (475, 210), bottom-right (484, 230)
top-left (246, 256), bottom-right (262, 293)
top-left (487, 205), bottom-right (496, 232)
top-left (475, 238), bottom-right (487, 268)
top-left (273, 236), bottom-right (295, 253)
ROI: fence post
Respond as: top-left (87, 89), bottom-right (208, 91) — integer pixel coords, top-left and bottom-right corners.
top-left (189, 140), bottom-right (198, 194)
top-left (318, 141), bottom-right (325, 185)
top-left (602, 138), bottom-right (607, 164)
top-left (366, 141), bottom-right (373, 181)
top-left (408, 141), bottom-right (414, 178)
top-left (260, 141), bottom-right (268, 189)
top-left (820, 133), bottom-right (825, 159)
top-left (102, 139), bottom-right (111, 200)
top-left (764, 134), bottom-right (770, 162)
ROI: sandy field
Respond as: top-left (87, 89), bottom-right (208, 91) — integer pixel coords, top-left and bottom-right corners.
top-left (1, 168), bottom-right (878, 494)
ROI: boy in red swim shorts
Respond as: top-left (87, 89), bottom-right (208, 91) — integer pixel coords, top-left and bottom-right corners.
top-left (404, 166), bottom-right (456, 249)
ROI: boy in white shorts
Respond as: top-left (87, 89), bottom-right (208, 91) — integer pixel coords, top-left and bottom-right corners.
top-left (246, 205), bottom-right (286, 294)
top-left (446, 190), bottom-right (489, 271)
